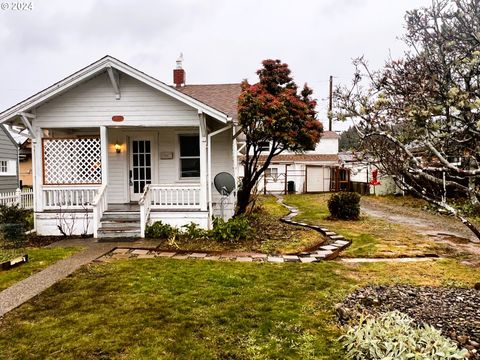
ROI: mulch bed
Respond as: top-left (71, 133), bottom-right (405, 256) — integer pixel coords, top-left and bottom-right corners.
top-left (337, 285), bottom-right (480, 358)
top-left (24, 234), bottom-right (92, 248)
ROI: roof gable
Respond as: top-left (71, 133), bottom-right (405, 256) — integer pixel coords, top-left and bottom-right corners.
top-left (0, 56), bottom-right (232, 124)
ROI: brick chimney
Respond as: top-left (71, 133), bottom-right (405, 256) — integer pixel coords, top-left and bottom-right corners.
top-left (173, 53), bottom-right (185, 87)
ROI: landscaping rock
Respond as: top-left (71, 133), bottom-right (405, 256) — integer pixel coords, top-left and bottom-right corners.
top-left (338, 285), bottom-right (480, 359)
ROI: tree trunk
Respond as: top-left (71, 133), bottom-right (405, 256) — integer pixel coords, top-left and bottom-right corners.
top-left (235, 184), bottom-right (254, 216)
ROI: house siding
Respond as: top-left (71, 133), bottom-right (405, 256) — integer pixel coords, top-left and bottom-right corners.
top-left (211, 130), bottom-right (235, 217)
top-left (0, 126), bottom-right (18, 192)
top-left (35, 72), bottom-right (199, 128)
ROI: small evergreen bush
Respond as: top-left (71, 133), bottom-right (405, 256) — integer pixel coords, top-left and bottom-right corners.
top-left (145, 221), bottom-right (178, 239)
top-left (210, 215), bottom-right (252, 243)
top-left (0, 204), bottom-right (30, 248)
top-left (182, 222), bottom-right (208, 240)
top-left (328, 192), bottom-right (361, 220)
top-left (341, 311), bottom-right (468, 359)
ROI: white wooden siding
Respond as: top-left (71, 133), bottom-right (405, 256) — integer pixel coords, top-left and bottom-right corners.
top-left (35, 72), bottom-right (198, 128)
top-left (107, 128), bottom-right (128, 203)
top-left (211, 130), bottom-right (234, 216)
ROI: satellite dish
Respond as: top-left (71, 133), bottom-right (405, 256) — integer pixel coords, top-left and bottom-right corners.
top-left (214, 172), bottom-right (235, 196)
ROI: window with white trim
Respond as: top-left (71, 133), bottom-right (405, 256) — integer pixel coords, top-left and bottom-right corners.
top-left (179, 134), bottom-right (200, 178)
top-left (0, 161), bottom-right (7, 173)
top-left (264, 168), bottom-right (278, 178)
top-left (0, 159), bottom-right (15, 176)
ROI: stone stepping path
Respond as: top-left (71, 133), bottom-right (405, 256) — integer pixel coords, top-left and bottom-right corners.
top-left (99, 197), bottom-right (351, 264)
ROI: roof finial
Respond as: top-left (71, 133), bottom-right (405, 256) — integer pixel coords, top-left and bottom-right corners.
top-left (176, 53), bottom-right (184, 69)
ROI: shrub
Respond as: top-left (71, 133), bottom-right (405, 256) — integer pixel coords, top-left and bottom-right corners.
top-left (0, 205), bottom-right (30, 248)
top-left (145, 221), bottom-right (178, 239)
top-left (210, 215), bottom-right (252, 243)
top-left (328, 192), bottom-right (361, 220)
top-left (0, 204), bottom-right (31, 227)
top-left (1, 224), bottom-right (26, 248)
top-left (340, 311), bottom-right (468, 359)
top-left (182, 222), bottom-right (207, 240)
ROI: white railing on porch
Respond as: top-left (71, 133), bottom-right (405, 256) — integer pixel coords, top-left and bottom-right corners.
top-left (42, 186), bottom-right (100, 209)
top-left (92, 184), bottom-right (108, 238)
top-left (150, 184), bottom-right (201, 209)
top-left (139, 184), bottom-right (201, 237)
top-left (0, 188), bottom-right (34, 209)
top-left (139, 185), bottom-right (152, 238)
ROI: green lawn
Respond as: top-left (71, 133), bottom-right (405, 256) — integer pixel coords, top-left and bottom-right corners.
top-left (284, 193), bottom-right (452, 258)
top-left (0, 194), bottom-right (478, 359)
top-left (0, 247), bottom-right (80, 291)
top-left (0, 258), bottom-right (478, 359)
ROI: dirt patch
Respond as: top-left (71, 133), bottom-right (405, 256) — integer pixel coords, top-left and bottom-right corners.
top-left (361, 197), bottom-right (480, 261)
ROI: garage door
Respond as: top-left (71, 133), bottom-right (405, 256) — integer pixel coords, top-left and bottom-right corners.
top-left (306, 166), bottom-right (330, 192)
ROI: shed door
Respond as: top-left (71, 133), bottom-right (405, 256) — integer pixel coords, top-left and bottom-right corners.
top-left (306, 166), bottom-right (330, 192)
top-left (129, 138), bottom-right (152, 201)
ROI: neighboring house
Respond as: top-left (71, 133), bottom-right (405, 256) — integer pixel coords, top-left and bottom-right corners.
top-left (18, 138), bottom-right (32, 187)
top-left (8, 131), bottom-right (32, 188)
top-left (0, 56), bottom-right (240, 238)
top-left (0, 125), bottom-right (19, 192)
top-left (248, 131), bottom-right (345, 194)
top-left (339, 151), bottom-right (401, 195)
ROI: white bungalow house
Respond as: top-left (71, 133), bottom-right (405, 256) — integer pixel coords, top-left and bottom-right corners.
top-left (0, 56), bottom-right (241, 238)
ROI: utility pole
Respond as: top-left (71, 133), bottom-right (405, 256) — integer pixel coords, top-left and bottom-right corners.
top-left (328, 75), bottom-right (333, 131)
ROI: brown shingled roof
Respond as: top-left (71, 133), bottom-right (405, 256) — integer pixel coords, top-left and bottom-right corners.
top-left (321, 131), bottom-right (341, 139)
top-left (256, 154), bottom-right (340, 163)
top-left (177, 84), bottom-right (241, 120)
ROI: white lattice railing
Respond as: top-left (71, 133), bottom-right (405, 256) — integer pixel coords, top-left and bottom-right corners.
top-left (43, 137), bottom-right (102, 185)
top-left (42, 186), bottom-right (100, 209)
top-left (0, 189), bottom-right (34, 209)
top-left (92, 184), bottom-right (108, 238)
top-left (150, 184), bottom-right (201, 209)
top-left (139, 185), bottom-right (152, 238)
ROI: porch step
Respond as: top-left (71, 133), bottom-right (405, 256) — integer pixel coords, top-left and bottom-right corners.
top-left (101, 212), bottom-right (140, 222)
top-left (98, 211), bottom-right (141, 238)
top-left (97, 229), bottom-right (141, 239)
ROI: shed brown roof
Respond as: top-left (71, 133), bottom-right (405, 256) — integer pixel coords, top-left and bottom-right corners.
top-left (177, 84), bottom-right (242, 120)
top-left (321, 131), bottom-right (341, 139)
top-left (256, 154), bottom-right (340, 163)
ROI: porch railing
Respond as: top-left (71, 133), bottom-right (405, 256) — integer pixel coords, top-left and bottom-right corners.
top-left (42, 186), bottom-right (100, 210)
top-left (92, 184), bottom-right (108, 238)
top-left (139, 185), bottom-right (152, 238)
top-left (149, 184), bottom-right (201, 209)
top-left (0, 188), bottom-right (34, 209)
top-left (139, 184), bottom-right (201, 237)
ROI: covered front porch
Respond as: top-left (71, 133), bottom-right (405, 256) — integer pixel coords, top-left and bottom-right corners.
top-left (33, 124), bottom-right (236, 238)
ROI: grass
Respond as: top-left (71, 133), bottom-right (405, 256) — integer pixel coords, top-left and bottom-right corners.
top-left (148, 196), bottom-right (325, 255)
top-left (284, 193), bottom-right (453, 258)
top-left (0, 259), bottom-right (352, 359)
top-left (0, 247), bottom-right (80, 291)
top-left (0, 195), bottom-right (478, 359)
top-left (0, 257), bottom-right (478, 359)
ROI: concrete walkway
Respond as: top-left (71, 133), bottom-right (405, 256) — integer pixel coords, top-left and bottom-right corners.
top-left (0, 239), bottom-right (162, 318)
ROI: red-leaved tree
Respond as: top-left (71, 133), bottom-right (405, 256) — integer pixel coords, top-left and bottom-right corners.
top-left (235, 59), bottom-right (323, 215)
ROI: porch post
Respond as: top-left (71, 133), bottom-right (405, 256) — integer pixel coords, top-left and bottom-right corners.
top-left (199, 114), bottom-right (208, 211)
top-left (100, 126), bottom-right (108, 185)
top-left (32, 127), bottom-right (43, 212)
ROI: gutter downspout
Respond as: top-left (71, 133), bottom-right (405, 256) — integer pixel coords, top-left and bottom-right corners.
top-left (207, 122), bottom-right (233, 228)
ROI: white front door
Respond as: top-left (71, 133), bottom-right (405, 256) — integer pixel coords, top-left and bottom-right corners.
top-left (129, 136), bottom-right (153, 201)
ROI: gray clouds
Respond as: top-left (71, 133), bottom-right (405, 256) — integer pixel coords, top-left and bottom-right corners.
top-left (0, 0), bottom-right (431, 130)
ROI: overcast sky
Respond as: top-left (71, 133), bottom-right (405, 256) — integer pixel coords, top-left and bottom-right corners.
top-left (0, 0), bottom-right (431, 131)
